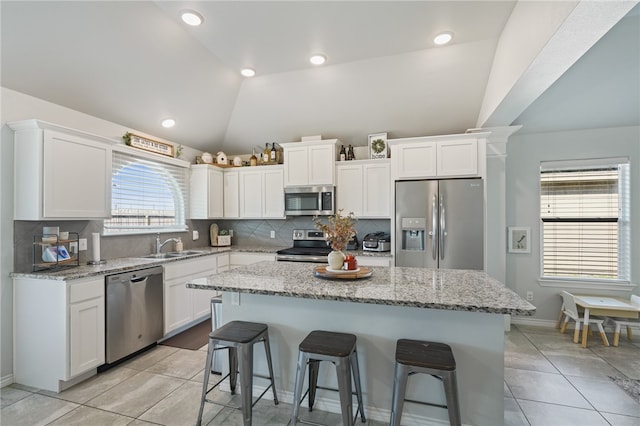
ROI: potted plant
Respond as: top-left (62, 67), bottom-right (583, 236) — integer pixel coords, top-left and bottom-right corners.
top-left (313, 209), bottom-right (357, 270)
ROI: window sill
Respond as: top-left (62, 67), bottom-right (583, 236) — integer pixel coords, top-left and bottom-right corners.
top-left (538, 277), bottom-right (636, 292)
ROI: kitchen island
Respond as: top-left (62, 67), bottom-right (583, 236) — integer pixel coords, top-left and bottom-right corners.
top-left (188, 262), bottom-right (535, 425)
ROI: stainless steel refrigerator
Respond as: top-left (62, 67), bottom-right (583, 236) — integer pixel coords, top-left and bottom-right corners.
top-left (395, 178), bottom-right (484, 270)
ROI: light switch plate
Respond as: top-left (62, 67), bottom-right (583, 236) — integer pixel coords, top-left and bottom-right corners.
top-left (78, 238), bottom-right (87, 251)
top-left (193, 230), bottom-right (199, 240)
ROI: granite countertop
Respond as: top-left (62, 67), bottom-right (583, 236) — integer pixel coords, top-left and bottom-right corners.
top-left (187, 261), bottom-right (536, 316)
top-left (10, 244), bottom-right (392, 280)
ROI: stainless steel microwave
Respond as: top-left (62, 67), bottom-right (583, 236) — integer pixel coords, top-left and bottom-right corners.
top-left (284, 186), bottom-right (335, 216)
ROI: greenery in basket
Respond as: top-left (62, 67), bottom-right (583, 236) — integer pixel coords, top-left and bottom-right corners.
top-left (219, 229), bottom-right (229, 236)
top-left (313, 209), bottom-right (357, 252)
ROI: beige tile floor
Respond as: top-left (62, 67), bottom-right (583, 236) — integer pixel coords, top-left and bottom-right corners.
top-left (1, 324), bottom-right (639, 425)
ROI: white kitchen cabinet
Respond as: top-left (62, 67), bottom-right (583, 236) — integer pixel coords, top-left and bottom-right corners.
top-left (336, 160), bottom-right (390, 218)
top-left (390, 134), bottom-right (479, 180)
top-left (9, 119), bottom-right (113, 220)
top-left (224, 170), bottom-right (240, 218)
top-left (281, 139), bottom-right (338, 186)
top-left (13, 275), bottom-right (105, 392)
top-left (238, 166), bottom-right (285, 219)
top-left (163, 255), bottom-right (220, 335)
top-left (357, 256), bottom-right (392, 267)
top-left (190, 165), bottom-right (224, 219)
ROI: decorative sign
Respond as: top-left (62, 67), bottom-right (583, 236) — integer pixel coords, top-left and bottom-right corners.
top-left (368, 132), bottom-right (388, 159)
top-left (124, 132), bottom-right (174, 157)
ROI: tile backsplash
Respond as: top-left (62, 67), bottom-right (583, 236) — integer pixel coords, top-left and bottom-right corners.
top-left (13, 218), bottom-right (390, 272)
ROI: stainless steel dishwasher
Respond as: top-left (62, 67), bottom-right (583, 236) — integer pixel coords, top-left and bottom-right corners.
top-left (105, 266), bottom-right (164, 365)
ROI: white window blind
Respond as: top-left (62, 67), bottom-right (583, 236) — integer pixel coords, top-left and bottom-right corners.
top-left (540, 158), bottom-right (630, 281)
top-left (104, 151), bottom-right (188, 234)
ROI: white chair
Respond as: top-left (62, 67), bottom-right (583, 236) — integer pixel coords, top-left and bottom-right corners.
top-left (559, 291), bottom-right (609, 346)
top-left (606, 295), bottom-right (640, 346)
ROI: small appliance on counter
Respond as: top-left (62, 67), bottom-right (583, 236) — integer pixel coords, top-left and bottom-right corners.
top-left (363, 232), bottom-right (391, 252)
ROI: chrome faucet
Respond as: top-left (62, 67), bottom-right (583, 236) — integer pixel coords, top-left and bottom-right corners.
top-left (156, 233), bottom-right (180, 254)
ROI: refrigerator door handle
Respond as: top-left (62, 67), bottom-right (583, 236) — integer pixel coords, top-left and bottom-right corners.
top-left (440, 196), bottom-right (445, 260)
top-left (430, 195), bottom-right (437, 260)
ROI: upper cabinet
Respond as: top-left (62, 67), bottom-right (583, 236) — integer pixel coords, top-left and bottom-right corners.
top-left (389, 134), bottom-right (484, 180)
top-left (280, 139), bottom-right (338, 186)
top-left (190, 165), bottom-right (224, 219)
top-left (9, 120), bottom-right (114, 220)
top-left (239, 166), bottom-right (285, 219)
top-left (336, 159), bottom-right (390, 218)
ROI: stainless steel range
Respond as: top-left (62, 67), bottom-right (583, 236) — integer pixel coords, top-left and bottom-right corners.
top-left (276, 229), bottom-right (331, 263)
top-left (276, 229), bottom-right (358, 263)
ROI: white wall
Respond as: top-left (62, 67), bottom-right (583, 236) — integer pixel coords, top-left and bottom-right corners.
top-left (0, 87), bottom-right (201, 385)
top-left (505, 126), bottom-right (640, 323)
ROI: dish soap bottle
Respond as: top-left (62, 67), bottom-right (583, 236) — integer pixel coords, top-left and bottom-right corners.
top-left (175, 238), bottom-right (183, 252)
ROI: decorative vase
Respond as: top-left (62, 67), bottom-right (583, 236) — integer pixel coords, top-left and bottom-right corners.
top-left (328, 250), bottom-right (345, 270)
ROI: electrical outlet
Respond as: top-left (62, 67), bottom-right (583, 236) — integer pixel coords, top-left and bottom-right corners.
top-left (78, 238), bottom-right (87, 251)
top-left (526, 291), bottom-right (534, 301)
top-left (69, 241), bottom-right (78, 255)
top-left (270, 230), bottom-right (275, 239)
top-left (231, 292), bottom-right (240, 305)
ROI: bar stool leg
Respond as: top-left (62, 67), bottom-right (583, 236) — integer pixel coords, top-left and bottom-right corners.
top-left (443, 371), bottom-right (461, 426)
top-left (350, 350), bottom-right (366, 423)
top-left (262, 334), bottom-right (279, 404)
top-left (291, 351), bottom-right (309, 426)
top-left (335, 357), bottom-right (354, 426)
top-left (238, 344), bottom-right (254, 426)
top-left (197, 339), bottom-right (215, 426)
top-left (228, 346), bottom-right (238, 394)
top-left (308, 359), bottom-right (320, 411)
top-left (390, 363), bottom-right (409, 426)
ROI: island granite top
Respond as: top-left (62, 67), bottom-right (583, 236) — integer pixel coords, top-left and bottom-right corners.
top-left (187, 261), bottom-right (535, 316)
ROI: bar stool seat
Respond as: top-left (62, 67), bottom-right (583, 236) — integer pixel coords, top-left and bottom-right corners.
top-left (291, 330), bottom-right (366, 426)
top-left (197, 320), bottom-right (278, 426)
top-left (390, 339), bottom-right (461, 426)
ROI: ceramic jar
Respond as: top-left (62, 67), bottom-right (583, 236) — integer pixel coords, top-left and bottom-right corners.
top-left (328, 250), bottom-right (345, 270)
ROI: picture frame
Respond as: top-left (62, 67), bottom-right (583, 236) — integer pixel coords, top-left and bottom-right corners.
top-left (508, 227), bottom-right (531, 253)
top-left (124, 132), bottom-right (174, 157)
top-left (368, 132), bottom-right (388, 159)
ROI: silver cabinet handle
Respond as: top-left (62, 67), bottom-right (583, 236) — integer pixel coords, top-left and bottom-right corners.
top-left (440, 196), bottom-right (445, 260)
top-left (131, 276), bottom-right (149, 284)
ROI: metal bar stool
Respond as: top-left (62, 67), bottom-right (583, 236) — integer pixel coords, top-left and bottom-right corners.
top-left (209, 295), bottom-right (222, 374)
top-left (390, 339), bottom-right (461, 426)
top-left (197, 320), bottom-right (279, 426)
top-left (291, 330), bottom-right (366, 426)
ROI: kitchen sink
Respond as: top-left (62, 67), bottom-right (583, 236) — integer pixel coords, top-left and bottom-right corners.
top-left (139, 250), bottom-right (207, 259)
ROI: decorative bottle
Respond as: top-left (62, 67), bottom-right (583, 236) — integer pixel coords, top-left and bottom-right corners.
top-left (263, 143), bottom-right (270, 163)
top-left (347, 145), bottom-right (355, 160)
top-left (270, 143), bottom-right (277, 162)
top-left (339, 145), bottom-right (346, 161)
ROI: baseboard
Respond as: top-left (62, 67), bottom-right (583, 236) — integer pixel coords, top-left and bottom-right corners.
top-left (510, 317), bottom-right (557, 327)
top-left (1, 373), bottom-right (14, 388)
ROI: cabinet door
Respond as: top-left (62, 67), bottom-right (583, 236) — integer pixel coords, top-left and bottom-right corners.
top-left (165, 278), bottom-right (193, 333)
top-left (393, 142), bottom-right (437, 179)
top-left (69, 278), bottom-right (105, 377)
top-left (437, 139), bottom-right (478, 176)
top-left (224, 171), bottom-right (239, 218)
top-left (308, 144), bottom-right (335, 185)
top-left (363, 162), bottom-right (390, 218)
top-left (208, 168), bottom-right (224, 218)
top-left (192, 256), bottom-right (218, 319)
top-left (263, 168), bottom-right (285, 218)
top-left (336, 164), bottom-right (363, 217)
top-left (43, 130), bottom-right (111, 218)
top-left (284, 146), bottom-right (309, 186)
top-left (239, 170), bottom-right (263, 218)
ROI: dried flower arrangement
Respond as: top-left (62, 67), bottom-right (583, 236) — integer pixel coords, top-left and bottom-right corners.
top-left (313, 209), bottom-right (357, 252)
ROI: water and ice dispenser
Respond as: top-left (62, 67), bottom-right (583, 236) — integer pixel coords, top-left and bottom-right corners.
top-left (401, 218), bottom-right (426, 251)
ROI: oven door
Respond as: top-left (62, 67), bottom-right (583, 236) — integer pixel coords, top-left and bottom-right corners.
top-left (284, 186), bottom-right (334, 216)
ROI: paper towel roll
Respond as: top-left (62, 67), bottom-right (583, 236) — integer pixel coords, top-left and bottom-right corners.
top-left (92, 233), bottom-right (101, 262)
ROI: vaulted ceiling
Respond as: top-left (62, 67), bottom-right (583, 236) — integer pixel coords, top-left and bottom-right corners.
top-left (2, 1), bottom-right (638, 154)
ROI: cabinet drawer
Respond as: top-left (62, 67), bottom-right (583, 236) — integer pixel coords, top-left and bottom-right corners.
top-left (164, 256), bottom-right (217, 280)
top-left (69, 278), bottom-right (104, 303)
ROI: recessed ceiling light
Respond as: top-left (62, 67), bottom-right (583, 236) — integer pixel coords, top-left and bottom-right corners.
top-left (433, 31), bottom-right (454, 46)
top-left (161, 118), bottom-right (176, 128)
top-left (181, 10), bottom-right (203, 26)
top-left (241, 68), bottom-right (256, 77)
top-left (309, 54), bottom-right (326, 66)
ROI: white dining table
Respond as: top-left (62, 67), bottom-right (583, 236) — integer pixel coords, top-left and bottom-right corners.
top-left (573, 295), bottom-right (640, 348)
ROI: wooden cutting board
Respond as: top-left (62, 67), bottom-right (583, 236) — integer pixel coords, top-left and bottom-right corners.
top-left (313, 266), bottom-right (373, 280)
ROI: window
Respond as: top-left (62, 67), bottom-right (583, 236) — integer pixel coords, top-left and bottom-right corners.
top-left (540, 158), bottom-right (630, 282)
top-left (104, 151), bottom-right (188, 235)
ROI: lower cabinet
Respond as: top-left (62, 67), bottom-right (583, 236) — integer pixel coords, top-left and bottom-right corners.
top-left (13, 276), bottom-right (105, 392)
top-left (229, 252), bottom-right (276, 270)
top-left (357, 256), bottom-right (392, 267)
top-left (163, 253), bottom-right (228, 335)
